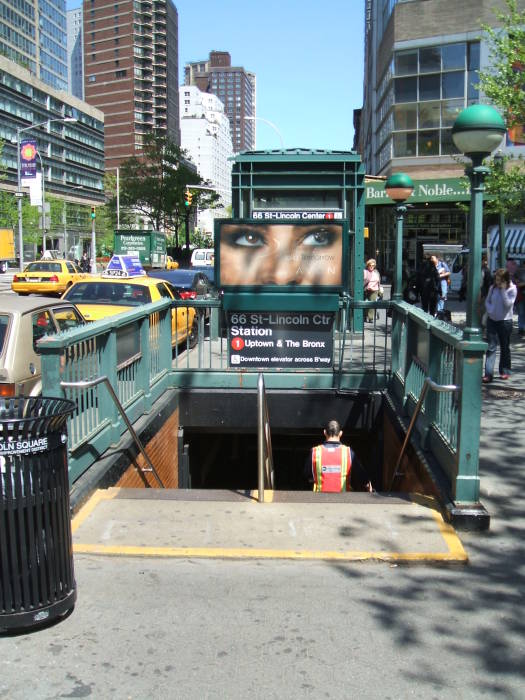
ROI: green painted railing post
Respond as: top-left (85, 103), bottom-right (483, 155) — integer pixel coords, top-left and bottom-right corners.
top-left (99, 330), bottom-right (121, 445)
top-left (454, 340), bottom-right (485, 502)
top-left (423, 331), bottom-right (441, 446)
top-left (138, 316), bottom-right (152, 413)
top-left (159, 306), bottom-right (172, 372)
top-left (40, 346), bottom-right (64, 399)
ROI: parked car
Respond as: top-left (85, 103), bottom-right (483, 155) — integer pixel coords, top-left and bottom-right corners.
top-left (12, 259), bottom-right (87, 297)
top-left (62, 274), bottom-right (198, 347)
top-left (0, 296), bottom-right (86, 397)
top-left (190, 248), bottom-right (214, 267)
top-left (147, 268), bottom-right (215, 299)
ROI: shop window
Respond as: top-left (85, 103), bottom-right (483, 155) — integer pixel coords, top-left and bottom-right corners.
top-left (418, 130), bottom-right (439, 156)
top-left (440, 128), bottom-right (458, 155)
top-left (441, 98), bottom-right (463, 127)
top-left (394, 104), bottom-right (417, 129)
top-left (442, 71), bottom-right (464, 99)
top-left (419, 101), bottom-right (440, 128)
top-left (468, 42), bottom-right (480, 71)
top-left (394, 76), bottom-right (417, 103)
top-left (419, 74), bottom-right (440, 101)
top-left (419, 46), bottom-right (441, 73)
top-left (395, 50), bottom-right (417, 76)
top-left (393, 131), bottom-right (416, 157)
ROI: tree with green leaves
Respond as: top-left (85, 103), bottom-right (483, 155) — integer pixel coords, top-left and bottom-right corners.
top-left (478, 0), bottom-right (525, 219)
top-left (118, 133), bottom-right (220, 248)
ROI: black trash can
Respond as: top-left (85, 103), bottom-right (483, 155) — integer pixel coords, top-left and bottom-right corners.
top-left (0, 396), bottom-right (76, 633)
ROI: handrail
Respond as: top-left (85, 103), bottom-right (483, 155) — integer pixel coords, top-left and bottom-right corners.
top-left (387, 377), bottom-right (460, 492)
top-left (257, 373), bottom-right (274, 503)
top-left (60, 376), bottom-right (165, 488)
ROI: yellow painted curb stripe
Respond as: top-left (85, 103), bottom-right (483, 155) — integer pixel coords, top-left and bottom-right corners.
top-left (71, 488), bottom-right (118, 534)
top-left (72, 543), bottom-right (467, 562)
top-left (430, 506), bottom-right (468, 561)
top-left (249, 489), bottom-right (274, 502)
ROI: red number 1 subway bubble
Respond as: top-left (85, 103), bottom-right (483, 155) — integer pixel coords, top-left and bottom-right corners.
top-left (231, 337), bottom-right (245, 351)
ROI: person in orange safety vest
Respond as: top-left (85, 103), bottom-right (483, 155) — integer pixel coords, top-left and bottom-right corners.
top-left (307, 420), bottom-right (372, 493)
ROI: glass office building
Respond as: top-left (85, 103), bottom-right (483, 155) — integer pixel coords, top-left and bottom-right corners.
top-left (0, 0), bottom-right (68, 91)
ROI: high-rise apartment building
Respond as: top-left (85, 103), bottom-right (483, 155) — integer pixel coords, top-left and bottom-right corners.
top-left (184, 51), bottom-right (256, 153)
top-left (358, 0), bottom-right (525, 273)
top-left (83, 0), bottom-right (180, 172)
top-left (0, 0), bottom-right (68, 91)
top-left (180, 85), bottom-right (233, 234)
top-left (67, 8), bottom-right (84, 100)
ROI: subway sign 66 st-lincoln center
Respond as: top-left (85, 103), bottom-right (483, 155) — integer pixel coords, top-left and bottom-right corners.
top-left (228, 312), bottom-right (334, 369)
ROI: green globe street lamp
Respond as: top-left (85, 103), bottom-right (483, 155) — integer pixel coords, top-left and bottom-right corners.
top-left (452, 104), bottom-right (506, 340)
top-left (385, 172), bottom-right (414, 300)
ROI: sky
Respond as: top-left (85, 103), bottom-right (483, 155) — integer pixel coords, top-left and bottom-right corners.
top-left (66, 0), bottom-right (365, 151)
top-left (175, 0), bottom-right (365, 151)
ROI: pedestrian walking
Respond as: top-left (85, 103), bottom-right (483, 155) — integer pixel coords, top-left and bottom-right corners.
top-left (482, 268), bottom-right (517, 383)
top-left (416, 256), bottom-right (440, 316)
top-left (432, 254), bottom-right (451, 316)
top-left (305, 419), bottom-right (372, 492)
top-left (513, 262), bottom-right (525, 336)
top-left (363, 258), bottom-right (381, 323)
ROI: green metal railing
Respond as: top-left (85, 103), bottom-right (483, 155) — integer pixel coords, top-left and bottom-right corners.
top-left (38, 295), bottom-right (485, 505)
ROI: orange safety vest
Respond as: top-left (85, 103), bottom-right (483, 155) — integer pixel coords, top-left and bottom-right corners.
top-left (312, 443), bottom-right (352, 492)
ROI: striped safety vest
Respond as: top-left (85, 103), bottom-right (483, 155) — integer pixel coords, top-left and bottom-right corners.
top-left (312, 443), bottom-right (352, 493)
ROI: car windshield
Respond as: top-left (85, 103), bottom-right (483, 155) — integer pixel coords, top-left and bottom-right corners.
top-left (0, 315), bottom-right (9, 354)
top-left (25, 262), bottom-right (62, 273)
top-left (64, 282), bottom-right (152, 305)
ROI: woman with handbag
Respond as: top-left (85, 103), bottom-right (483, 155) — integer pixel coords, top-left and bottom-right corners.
top-left (363, 258), bottom-right (381, 323)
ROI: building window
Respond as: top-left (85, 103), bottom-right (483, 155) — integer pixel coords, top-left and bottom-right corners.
top-left (116, 69), bottom-right (127, 78)
top-left (88, 75), bottom-right (96, 82)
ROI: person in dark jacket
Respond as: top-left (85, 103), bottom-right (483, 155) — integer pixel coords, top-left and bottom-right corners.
top-left (416, 256), bottom-right (440, 316)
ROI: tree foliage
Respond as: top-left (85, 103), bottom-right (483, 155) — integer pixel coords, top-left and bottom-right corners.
top-left (117, 133), bottom-right (220, 242)
top-left (478, 0), bottom-right (525, 219)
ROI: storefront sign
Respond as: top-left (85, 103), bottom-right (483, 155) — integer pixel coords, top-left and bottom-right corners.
top-left (366, 177), bottom-right (470, 205)
top-left (227, 312), bottom-right (334, 369)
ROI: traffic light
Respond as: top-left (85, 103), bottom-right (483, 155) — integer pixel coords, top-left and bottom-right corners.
top-left (184, 190), bottom-right (192, 207)
top-left (90, 206), bottom-right (96, 219)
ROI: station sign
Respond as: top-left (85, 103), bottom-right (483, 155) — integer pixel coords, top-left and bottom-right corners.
top-left (227, 311), bottom-right (334, 369)
top-left (252, 211), bottom-right (343, 220)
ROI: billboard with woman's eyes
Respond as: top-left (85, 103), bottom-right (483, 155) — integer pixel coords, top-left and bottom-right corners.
top-left (216, 220), bottom-right (347, 290)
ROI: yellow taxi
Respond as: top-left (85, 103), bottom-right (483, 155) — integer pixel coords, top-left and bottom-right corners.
top-left (61, 256), bottom-right (197, 347)
top-left (12, 259), bottom-right (87, 296)
top-left (166, 255), bottom-right (179, 270)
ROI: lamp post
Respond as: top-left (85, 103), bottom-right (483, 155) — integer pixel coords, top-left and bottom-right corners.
top-left (452, 104), bottom-right (506, 341)
top-left (244, 116), bottom-right (285, 148)
top-left (493, 151), bottom-right (506, 269)
top-left (34, 150), bottom-right (46, 254)
top-left (385, 172), bottom-right (414, 301)
top-left (14, 117), bottom-right (77, 270)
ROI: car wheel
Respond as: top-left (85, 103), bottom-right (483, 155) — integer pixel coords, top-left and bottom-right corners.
top-left (17, 292), bottom-right (29, 296)
top-left (188, 319), bottom-right (199, 349)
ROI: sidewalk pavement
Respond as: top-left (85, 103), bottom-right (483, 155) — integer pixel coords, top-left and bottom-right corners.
top-left (2, 297), bottom-right (525, 698)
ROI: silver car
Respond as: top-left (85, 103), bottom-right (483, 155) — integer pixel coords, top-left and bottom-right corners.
top-left (0, 296), bottom-right (85, 397)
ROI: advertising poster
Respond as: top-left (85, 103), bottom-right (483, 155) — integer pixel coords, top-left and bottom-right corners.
top-left (20, 139), bottom-right (37, 178)
top-left (227, 311), bottom-right (334, 369)
top-left (218, 221), bottom-right (344, 288)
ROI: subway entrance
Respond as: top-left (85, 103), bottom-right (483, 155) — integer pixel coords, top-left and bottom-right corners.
top-left (177, 389), bottom-right (384, 493)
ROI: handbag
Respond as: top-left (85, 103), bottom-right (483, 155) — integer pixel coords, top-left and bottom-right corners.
top-left (378, 285), bottom-right (384, 298)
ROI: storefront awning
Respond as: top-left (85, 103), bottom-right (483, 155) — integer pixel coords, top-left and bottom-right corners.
top-left (488, 225), bottom-right (525, 259)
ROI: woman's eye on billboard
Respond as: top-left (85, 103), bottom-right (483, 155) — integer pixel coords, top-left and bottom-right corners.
top-left (219, 223), bottom-right (343, 287)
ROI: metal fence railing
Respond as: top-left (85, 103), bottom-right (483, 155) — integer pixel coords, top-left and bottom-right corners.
top-left (38, 295), bottom-right (485, 504)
